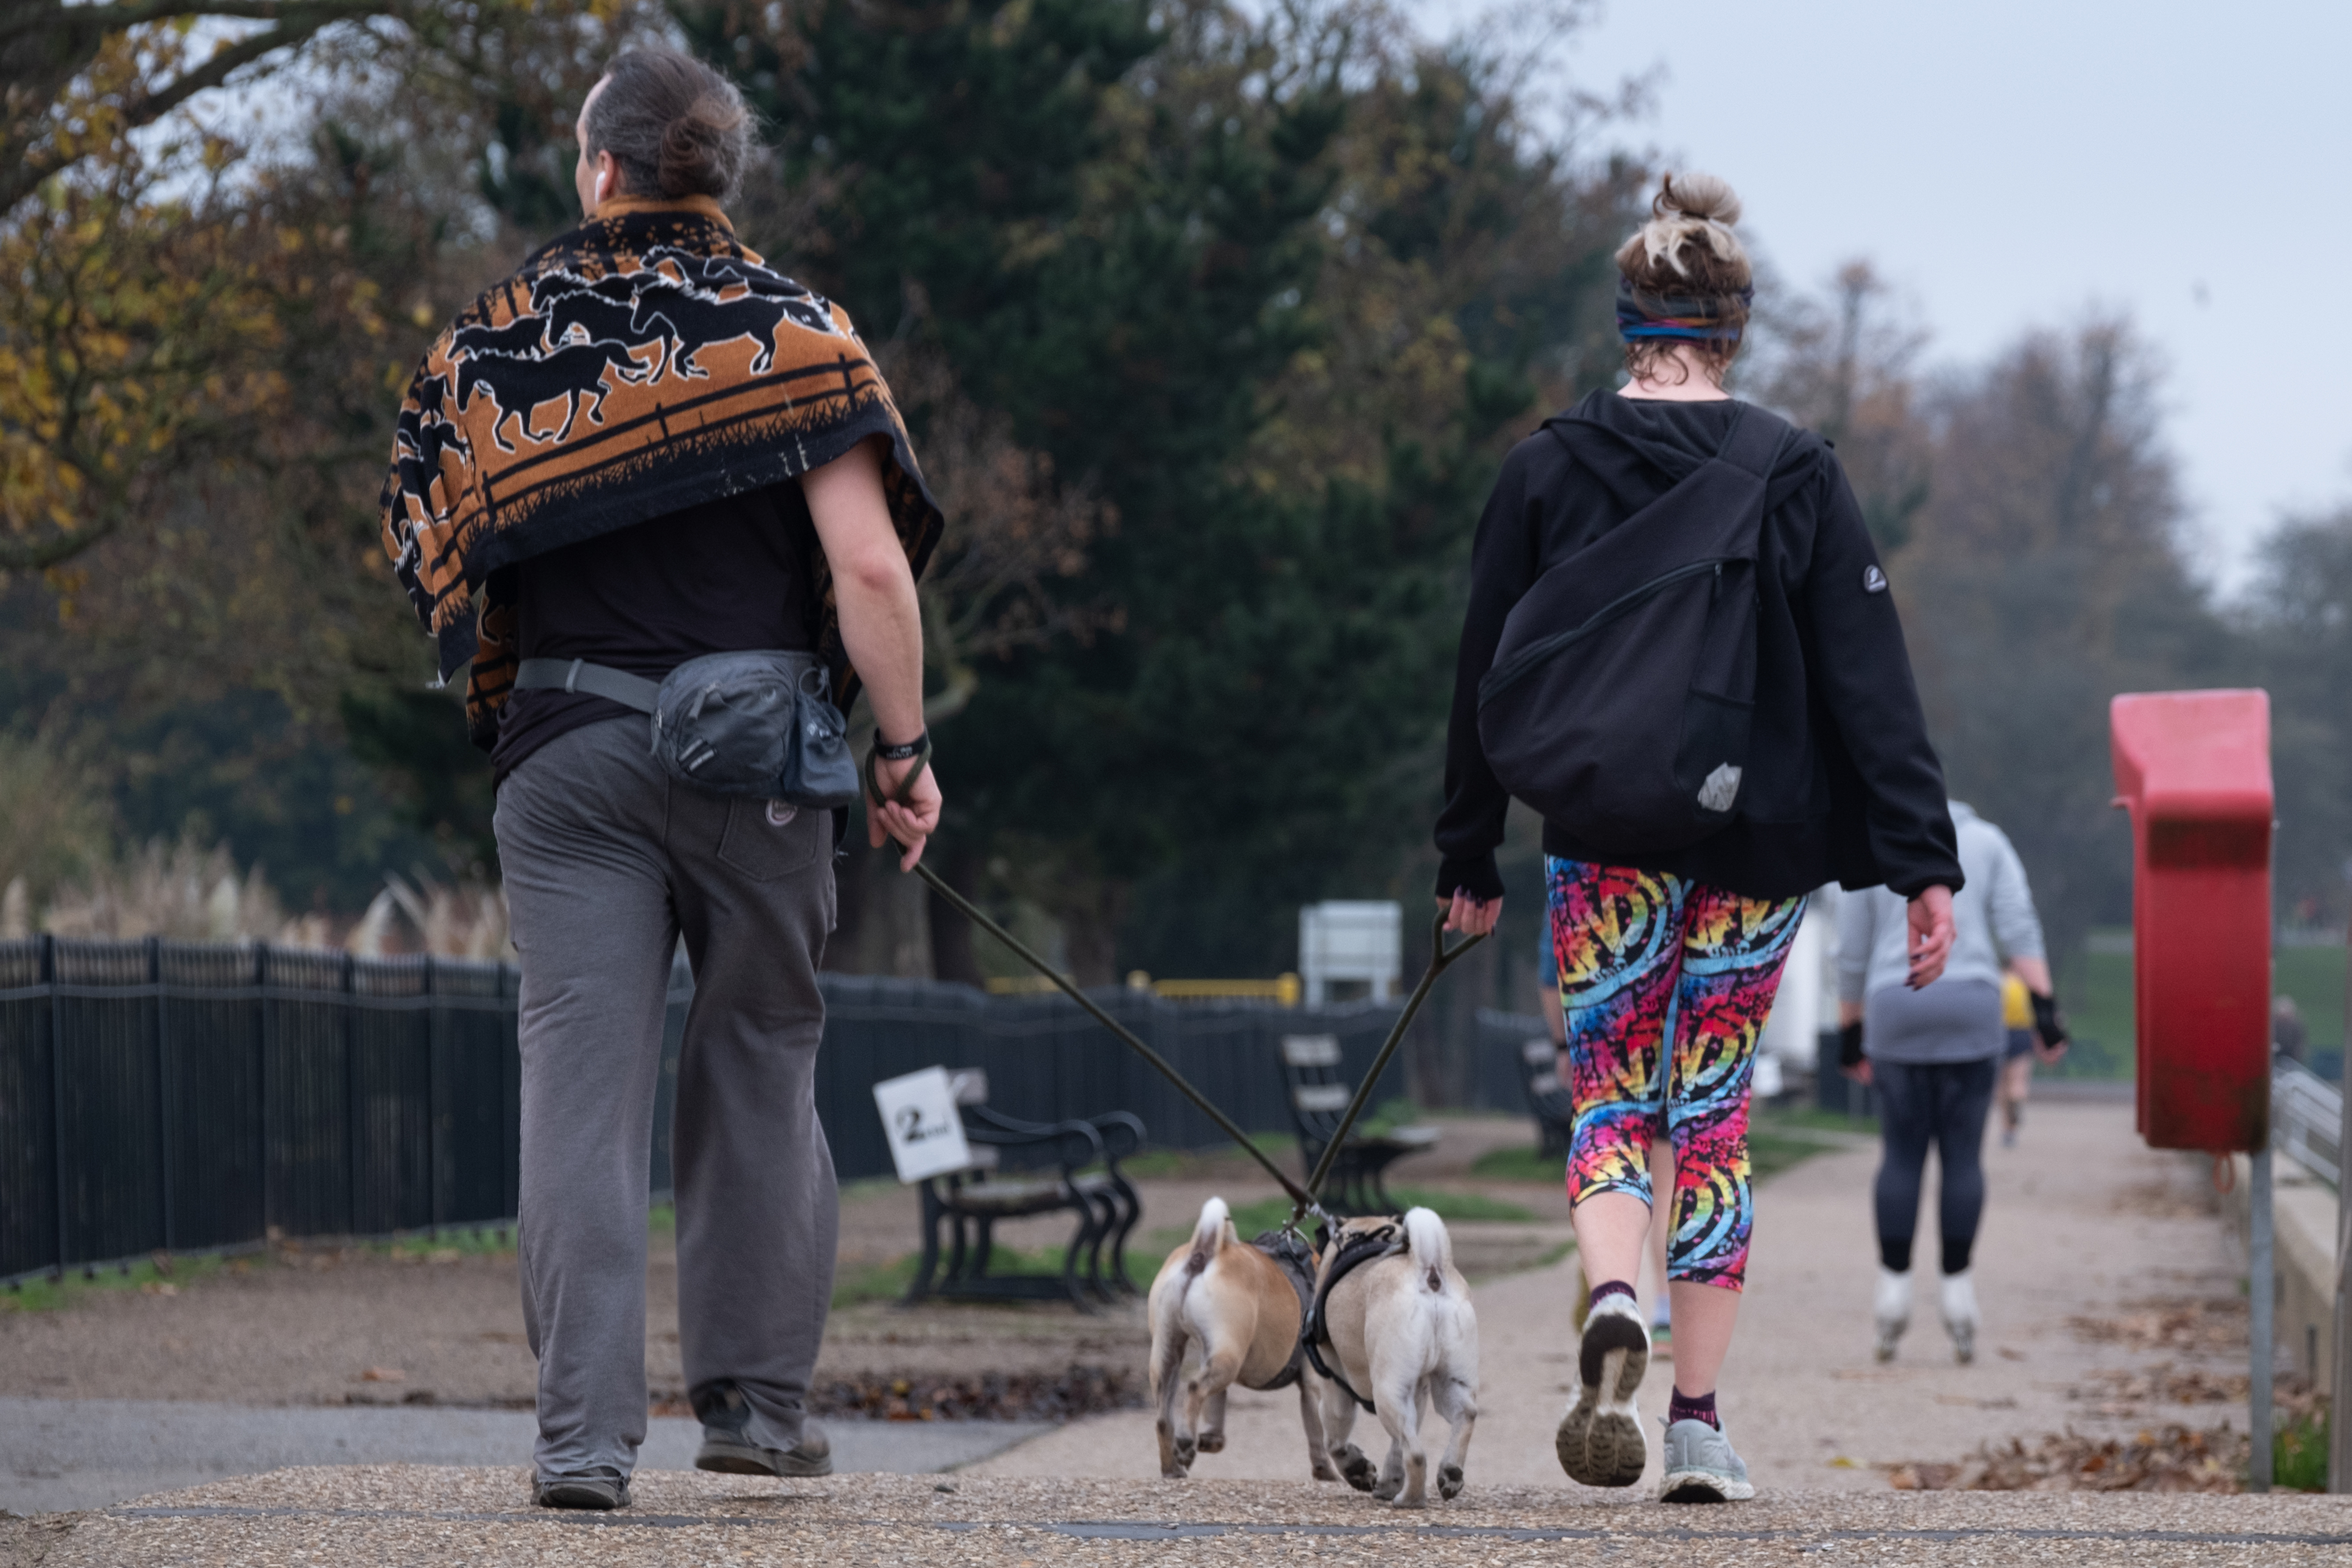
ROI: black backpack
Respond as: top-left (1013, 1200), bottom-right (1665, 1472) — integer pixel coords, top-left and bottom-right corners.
top-left (1475, 400), bottom-right (1792, 853)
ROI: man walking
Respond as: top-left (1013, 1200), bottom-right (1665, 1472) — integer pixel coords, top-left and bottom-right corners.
top-left (379, 48), bottom-right (943, 1508)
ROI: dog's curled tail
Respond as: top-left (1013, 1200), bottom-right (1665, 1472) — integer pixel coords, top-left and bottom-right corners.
top-left (1185, 1197), bottom-right (1230, 1275)
top-left (1403, 1206), bottom-right (1453, 1292)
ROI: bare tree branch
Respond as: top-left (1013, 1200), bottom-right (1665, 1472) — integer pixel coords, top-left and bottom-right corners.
top-left (1, 1), bottom-right (390, 215)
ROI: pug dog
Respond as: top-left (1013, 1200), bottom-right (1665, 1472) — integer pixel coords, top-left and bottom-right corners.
top-left (1146, 1196), bottom-right (1335, 1481)
top-left (1309, 1207), bottom-right (1479, 1507)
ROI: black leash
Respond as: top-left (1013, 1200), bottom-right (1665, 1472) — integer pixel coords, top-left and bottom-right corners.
top-left (1292, 910), bottom-right (1485, 1224)
top-left (868, 742), bottom-right (1489, 1227)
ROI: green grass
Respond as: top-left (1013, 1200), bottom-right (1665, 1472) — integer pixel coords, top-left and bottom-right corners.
top-left (1, 1250), bottom-right (236, 1313)
top-left (1470, 1144), bottom-right (1565, 1183)
top-left (1384, 1187), bottom-right (1536, 1222)
top-left (2060, 935), bottom-right (2347, 1082)
top-left (2275, 1404), bottom-right (2330, 1492)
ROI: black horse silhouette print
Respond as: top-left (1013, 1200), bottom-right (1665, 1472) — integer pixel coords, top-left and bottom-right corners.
top-left (455, 338), bottom-right (652, 453)
top-left (450, 314), bottom-right (554, 362)
top-left (629, 247), bottom-right (841, 378)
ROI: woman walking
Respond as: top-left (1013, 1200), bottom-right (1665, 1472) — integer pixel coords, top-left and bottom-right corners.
top-left (1433, 173), bottom-right (1961, 1501)
top-left (1837, 800), bottom-right (2065, 1364)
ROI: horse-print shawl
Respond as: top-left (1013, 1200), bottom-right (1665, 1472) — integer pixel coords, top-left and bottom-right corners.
top-left (378, 195), bottom-right (943, 750)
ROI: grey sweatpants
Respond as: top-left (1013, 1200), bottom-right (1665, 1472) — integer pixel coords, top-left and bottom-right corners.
top-left (494, 717), bottom-right (839, 1481)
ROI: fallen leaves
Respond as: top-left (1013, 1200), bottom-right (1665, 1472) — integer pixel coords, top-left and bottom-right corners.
top-left (1887, 1424), bottom-right (2248, 1493)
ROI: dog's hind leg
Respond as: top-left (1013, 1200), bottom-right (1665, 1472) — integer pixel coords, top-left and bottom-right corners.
top-left (1297, 1377), bottom-right (1339, 1482)
top-left (1371, 1366), bottom-right (1428, 1507)
top-left (1318, 1377), bottom-right (1377, 1492)
top-left (1197, 1384), bottom-right (1229, 1453)
top-left (1183, 1343), bottom-right (1244, 1467)
top-left (1431, 1372), bottom-right (1477, 1501)
top-left (1151, 1325), bottom-right (1191, 1477)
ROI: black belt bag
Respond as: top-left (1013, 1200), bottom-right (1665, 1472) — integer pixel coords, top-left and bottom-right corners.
top-left (514, 650), bottom-right (861, 809)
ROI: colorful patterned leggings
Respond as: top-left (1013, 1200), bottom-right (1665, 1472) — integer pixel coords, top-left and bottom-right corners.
top-left (1548, 858), bottom-right (1807, 1291)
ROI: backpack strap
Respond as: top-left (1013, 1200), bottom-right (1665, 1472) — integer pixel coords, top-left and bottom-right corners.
top-left (1714, 401), bottom-right (1796, 481)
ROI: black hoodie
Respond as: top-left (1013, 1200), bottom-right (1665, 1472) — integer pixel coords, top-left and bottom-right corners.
top-left (1434, 391), bottom-right (1962, 904)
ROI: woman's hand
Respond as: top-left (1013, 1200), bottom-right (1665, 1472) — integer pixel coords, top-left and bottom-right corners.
top-left (1906, 885), bottom-right (1955, 988)
top-left (1441, 891), bottom-right (1501, 937)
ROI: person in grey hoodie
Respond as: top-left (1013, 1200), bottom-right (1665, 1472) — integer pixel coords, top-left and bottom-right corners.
top-left (1837, 801), bottom-right (2065, 1364)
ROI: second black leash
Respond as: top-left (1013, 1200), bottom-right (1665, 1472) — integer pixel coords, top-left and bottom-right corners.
top-left (870, 740), bottom-right (1488, 1224)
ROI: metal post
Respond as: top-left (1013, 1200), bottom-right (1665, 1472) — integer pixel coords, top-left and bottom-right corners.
top-left (2332, 917), bottom-right (2352, 1493)
top-left (343, 951), bottom-right (359, 1235)
top-left (424, 954), bottom-right (441, 1238)
top-left (150, 935), bottom-right (175, 1253)
top-left (256, 944), bottom-right (272, 1238)
top-left (2250, 1143), bottom-right (2275, 1493)
top-left (43, 934), bottom-right (68, 1277)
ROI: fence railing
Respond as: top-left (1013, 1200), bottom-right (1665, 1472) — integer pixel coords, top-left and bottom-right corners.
top-left (2, 937), bottom-right (1544, 1283)
top-left (2274, 1057), bottom-right (2341, 1187)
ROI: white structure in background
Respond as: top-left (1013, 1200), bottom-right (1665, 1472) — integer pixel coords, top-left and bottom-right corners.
top-left (1299, 901), bottom-right (1403, 1004)
top-left (1755, 886), bottom-right (1841, 1098)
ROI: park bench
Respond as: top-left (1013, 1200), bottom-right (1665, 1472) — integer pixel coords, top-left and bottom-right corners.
top-left (903, 1068), bottom-right (1145, 1310)
top-left (1519, 1035), bottom-right (1576, 1160)
top-left (1279, 1033), bottom-right (1439, 1215)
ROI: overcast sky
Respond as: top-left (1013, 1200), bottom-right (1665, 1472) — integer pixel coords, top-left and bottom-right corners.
top-left (1418, 0), bottom-right (2350, 593)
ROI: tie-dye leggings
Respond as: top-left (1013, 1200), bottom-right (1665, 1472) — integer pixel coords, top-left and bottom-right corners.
top-left (1548, 858), bottom-right (1807, 1291)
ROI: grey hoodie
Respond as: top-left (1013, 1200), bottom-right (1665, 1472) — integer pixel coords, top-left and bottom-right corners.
top-left (1837, 801), bottom-right (2045, 1005)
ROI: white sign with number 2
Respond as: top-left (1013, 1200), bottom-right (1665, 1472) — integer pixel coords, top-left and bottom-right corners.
top-left (872, 1065), bottom-right (974, 1183)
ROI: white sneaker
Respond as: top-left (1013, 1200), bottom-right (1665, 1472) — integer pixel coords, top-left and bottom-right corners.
top-left (1557, 1292), bottom-right (1650, 1487)
top-left (1940, 1270), bottom-right (1978, 1364)
top-left (1873, 1267), bottom-right (1911, 1363)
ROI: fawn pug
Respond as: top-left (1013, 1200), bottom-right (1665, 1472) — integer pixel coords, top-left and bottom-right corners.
top-left (1146, 1197), bottom-right (1336, 1480)
top-left (1307, 1208), bottom-right (1479, 1507)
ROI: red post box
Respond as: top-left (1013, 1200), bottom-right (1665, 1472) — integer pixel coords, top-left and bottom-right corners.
top-left (2109, 690), bottom-right (2272, 1152)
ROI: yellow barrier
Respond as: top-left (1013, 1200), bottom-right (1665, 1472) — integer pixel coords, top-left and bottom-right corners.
top-left (983, 972), bottom-right (1303, 1005)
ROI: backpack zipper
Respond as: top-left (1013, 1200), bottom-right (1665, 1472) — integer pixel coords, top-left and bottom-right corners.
top-left (1479, 557), bottom-right (1733, 705)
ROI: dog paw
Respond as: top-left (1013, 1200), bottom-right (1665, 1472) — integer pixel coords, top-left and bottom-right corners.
top-left (1336, 1447), bottom-right (1378, 1493)
top-left (1371, 1477), bottom-right (1403, 1502)
top-left (1195, 1432), bottom-right (1225, 1454)
top-left (1388, 1490), bottom-right (1427, 1510)
top-left (1310, 1462), bottom-right (1340, 1483)
top-left (1160, 1464), bottom-right (1190, 1480)
top-left (1173, 1438), bottom-right (1196, 1466)
top-left (1438, 1464), bottom-right (1465, 1500)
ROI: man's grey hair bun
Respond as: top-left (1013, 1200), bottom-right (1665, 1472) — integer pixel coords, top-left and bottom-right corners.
top-left (1618, 171), bottom-right (1752, 284)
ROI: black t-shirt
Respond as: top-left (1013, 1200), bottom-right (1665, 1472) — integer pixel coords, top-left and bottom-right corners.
top-left (491, 486), bottom-right (819, 784)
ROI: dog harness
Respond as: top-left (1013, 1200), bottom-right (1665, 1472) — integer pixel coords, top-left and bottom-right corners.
top-left (1248, 1229), bottom-right (1322, 1392)
top-left (1299, 1221), bottom-right (1404, 1413)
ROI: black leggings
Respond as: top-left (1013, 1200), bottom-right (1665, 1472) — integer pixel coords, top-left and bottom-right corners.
top-left (1871, 1057), bottom-right (1997, 1276)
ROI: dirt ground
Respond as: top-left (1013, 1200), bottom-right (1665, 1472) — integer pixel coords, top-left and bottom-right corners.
top-left (0, 1116), bottom-right (1558, 1409)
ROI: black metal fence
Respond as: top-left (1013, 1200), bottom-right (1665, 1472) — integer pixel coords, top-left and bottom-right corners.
top-left (3, 936), bottom-right (1539, 1283)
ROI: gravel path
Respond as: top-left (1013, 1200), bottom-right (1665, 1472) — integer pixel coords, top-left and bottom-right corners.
top-left (7, 1468), bottom-right (2349, 1567)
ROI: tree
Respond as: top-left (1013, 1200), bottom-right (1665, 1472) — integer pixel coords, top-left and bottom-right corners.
top-left (1896, 320), bottom-right (2232, 954)
top-left (2246, 507), bottom-right (2352, 926)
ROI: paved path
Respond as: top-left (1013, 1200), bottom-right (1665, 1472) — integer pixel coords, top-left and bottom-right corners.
top-left (969, 1095), bottom-right (2248, 1490)
top-left (0, 1398), bottom-right (1049, 1515)
top-left (9, 1468), bottom-right (2349, 1566)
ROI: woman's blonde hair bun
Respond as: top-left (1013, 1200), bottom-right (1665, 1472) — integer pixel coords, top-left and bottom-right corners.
top-left (1657, 171), bottom-right (1741, 227)
top-left (1618, 170), bottom-right (1751, 284)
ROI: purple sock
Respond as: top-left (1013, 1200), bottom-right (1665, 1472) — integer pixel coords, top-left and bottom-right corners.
top-left (1668, 1387), bottom-right (1718, 1429)
top-left (1590, 1280), bottom-right (1637, 1308)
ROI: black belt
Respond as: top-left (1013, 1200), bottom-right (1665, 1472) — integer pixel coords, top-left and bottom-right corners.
top-left (514, 658), bottom-right (661, 713)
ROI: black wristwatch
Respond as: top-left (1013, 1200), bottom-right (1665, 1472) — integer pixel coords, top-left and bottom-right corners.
top-left (873, 730), bottom-right (928, 762)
